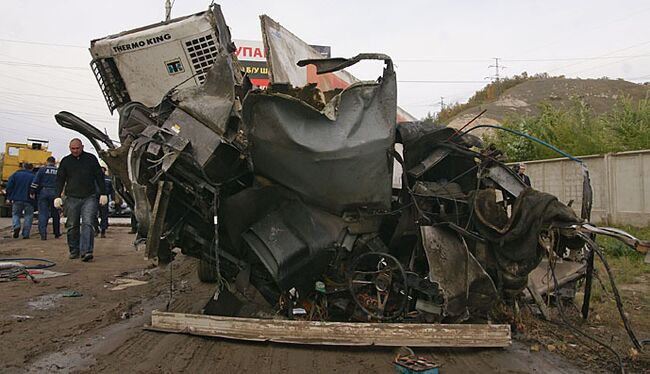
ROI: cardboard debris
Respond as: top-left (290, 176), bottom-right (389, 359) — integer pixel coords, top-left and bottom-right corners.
top-left (27, 270), bottom-right (69, 280)
top-left (110, 278), bottom-right (149, 291)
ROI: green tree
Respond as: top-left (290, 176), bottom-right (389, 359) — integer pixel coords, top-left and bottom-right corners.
top-left (483, 95), bottom-right (650, 162)
top-left (605, 96), bottom-right (650, 150)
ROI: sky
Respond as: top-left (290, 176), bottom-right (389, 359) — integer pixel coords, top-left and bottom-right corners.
top-left (1, 0), bottom-right (649, 158)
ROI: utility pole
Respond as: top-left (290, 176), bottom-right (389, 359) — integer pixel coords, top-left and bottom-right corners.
top-left (165, 0), bottom-right (172, 21)
top-left (486, 57), bottom-right (506, 97)
top-left (440, 97), bottom-right (445, 111)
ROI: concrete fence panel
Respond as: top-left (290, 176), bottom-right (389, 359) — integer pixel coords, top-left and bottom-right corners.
top-left (521, 150), bottom-right (650, 227)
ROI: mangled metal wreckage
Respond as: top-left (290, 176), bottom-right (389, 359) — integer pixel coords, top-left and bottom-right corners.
top-left (55, 6), bottom-right (648, 329)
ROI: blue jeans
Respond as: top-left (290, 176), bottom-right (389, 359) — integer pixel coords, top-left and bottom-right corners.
top-left (12, 201), bottom-right (34, 238)
top-left (65, 195), bottom-right (98, 256)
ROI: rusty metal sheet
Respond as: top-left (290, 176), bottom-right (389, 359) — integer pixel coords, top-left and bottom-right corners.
top-left (171, 52), bottom-right (238, 138)
top-left (148, 310), bottom-right (511, 347)
top-left (482, 163), bottom-right (526, 198)
top-left (408, 148), bottom-right (452, 178)
top-left (420, 226), bottom-right (497, 319)
top-left (578, 223), bottom-right (650, 254)
top-left (527, 259), bottom-right (586, 296)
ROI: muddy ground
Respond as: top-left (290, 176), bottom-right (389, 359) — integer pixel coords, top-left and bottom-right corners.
top-left (0, 224), bottom-right (643, 373)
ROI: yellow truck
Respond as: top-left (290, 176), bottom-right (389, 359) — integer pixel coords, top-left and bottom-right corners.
top-left (0, 139), bottom-right (52, 217)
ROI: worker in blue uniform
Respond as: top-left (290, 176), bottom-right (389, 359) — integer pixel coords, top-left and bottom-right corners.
top-left (6, 163), bottom-right (36, 239)
top-left (30, 156), bottom-right (61, 240)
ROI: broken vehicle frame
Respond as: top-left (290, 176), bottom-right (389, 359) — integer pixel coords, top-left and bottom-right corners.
top-left (54, 5), bottom-right (648, 352)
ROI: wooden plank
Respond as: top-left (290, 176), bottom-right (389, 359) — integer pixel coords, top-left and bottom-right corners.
top-left (147, 310), bottom-right (511, 347)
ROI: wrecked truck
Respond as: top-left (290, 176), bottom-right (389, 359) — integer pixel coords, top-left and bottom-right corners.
top-left (54, 5), bottom-right (648, 331)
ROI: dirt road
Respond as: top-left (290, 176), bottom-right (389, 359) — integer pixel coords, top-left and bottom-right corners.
top-left (1, 226), bottom-right (588, 373)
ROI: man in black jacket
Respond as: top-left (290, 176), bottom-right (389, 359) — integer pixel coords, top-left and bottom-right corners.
top-left (517, 163), bottom-right (532, 187)
top-left (54, 139), bottom-right (108, 262)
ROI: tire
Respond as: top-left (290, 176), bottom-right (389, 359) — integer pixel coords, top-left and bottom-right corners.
top-left (197, 257), bottom-right (219, 283)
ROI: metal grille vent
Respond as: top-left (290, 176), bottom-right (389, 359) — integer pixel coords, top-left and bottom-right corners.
top-left (91, 58), bottom-right (130, 113)
top-left (184, 33), bottom-right (218, 84)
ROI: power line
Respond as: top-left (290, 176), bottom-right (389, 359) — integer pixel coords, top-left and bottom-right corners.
top-left (397, 54), bottom-right (650, 63)
top-left (0, 38), bottom-right (85, 49)
top-left (573, 54), bottom-right (650, 76)
top-left (0, 116), bottom-right (102, 143)
top-left (3, 64), bottom-right (100, 88)
top-left (0, 60), bottom-right (87, 71)
top-left (396, 58), bottom-right (489, 63)
top-left (0, 110), bottom-right (115, 124)
top-left (5, 36), bottom-right (648, 67)
top-left (516, 6), bottom-right (650, 57)
top-left (404, 102), bottom-right (443, 108)
top-left (0, 91), bottom-right (109, 117)
top-left (0, 97), bottom-right (110, 119)
top-left (0, 72), bottom-right (99, 99)
top-left (503, 54), bottom-right (650, 62)
top-left (397, 80), bottom-right (485, 84)
top-left (548, 40), bottom-right (650, 74)
top-left (0, 91), bottom-right (98, 102)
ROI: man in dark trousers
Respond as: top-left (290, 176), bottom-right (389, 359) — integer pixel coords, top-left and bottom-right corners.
top-left (97, 167), bottom-right (115, 238)
top-left (30, 156), bottom-right (61, 240)
top-left (6, 163), bottom-right (35, 239)
top-left (54, 138), bottom-right (108, 262)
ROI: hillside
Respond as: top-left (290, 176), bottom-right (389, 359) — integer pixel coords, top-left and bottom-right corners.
top-left (446, 78), bottom-right (650, 132)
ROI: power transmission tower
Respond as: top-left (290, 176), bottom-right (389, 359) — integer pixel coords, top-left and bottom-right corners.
top-left (486, 57), bottom-right (507, 97)
top-left (440, 97), bottom-right (445, 110)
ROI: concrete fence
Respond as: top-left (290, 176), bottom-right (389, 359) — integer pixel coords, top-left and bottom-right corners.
top-left (523, 150), bottom-right (650, 227)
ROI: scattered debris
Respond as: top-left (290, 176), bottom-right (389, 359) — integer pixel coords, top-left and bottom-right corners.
top-left (0, 261), bottom-right (35, 282)
top-left (109, 278), bottom-right (149, 291)
top-left (0, 258), bottom-right (57, 282)
top-left (394, 353), bottom-right (441, 374)
top-left (27, 294), bottom-right (63, 310)
top-left (19, 270), bottom-right (69, 280)
top-left (10, 315), bottom-right (32, 321)
top-left (61, 290), bottom-right (83, 297)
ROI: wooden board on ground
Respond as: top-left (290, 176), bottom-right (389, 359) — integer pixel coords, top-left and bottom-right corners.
top-left (147, 310), bottom-right (511, 347)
